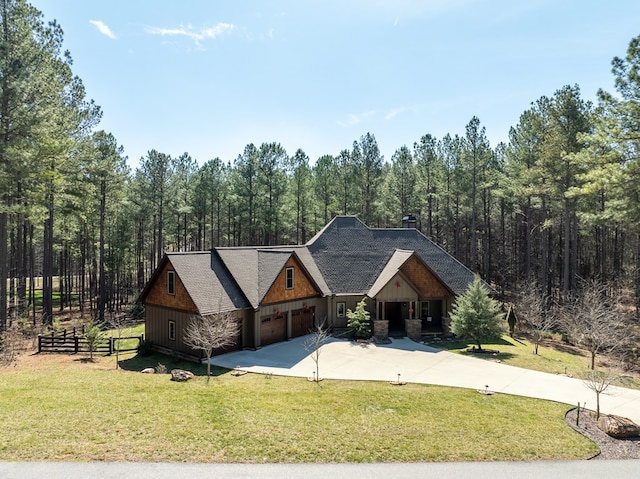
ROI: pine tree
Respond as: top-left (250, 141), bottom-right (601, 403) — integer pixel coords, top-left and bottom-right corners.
top-left (346, 298), bottom-right (371, 339)
top-left (449, 276), bottom-right (504, 350)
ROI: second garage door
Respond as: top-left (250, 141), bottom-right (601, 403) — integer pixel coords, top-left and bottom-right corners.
top-left (291, 307), bottom-right (314, 338)
top-left (260, 313), bottom-right (286, 346)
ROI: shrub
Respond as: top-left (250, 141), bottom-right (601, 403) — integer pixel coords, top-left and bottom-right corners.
top-left (347, 298), bottom-right (371, 339)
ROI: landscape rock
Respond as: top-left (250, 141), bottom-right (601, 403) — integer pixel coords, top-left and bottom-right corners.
top-left (597, 415), bottom-right (640, 439)
top-left (141, 367), bottom-right (155, 374)
top-left (170, 369), bottom-right (195, 382)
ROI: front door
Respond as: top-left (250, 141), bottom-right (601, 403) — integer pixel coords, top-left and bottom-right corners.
top-left (384, 302), bottom-right (403, 336)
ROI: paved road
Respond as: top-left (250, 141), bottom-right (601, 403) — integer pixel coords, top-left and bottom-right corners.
top-left (211, 336), bottom-right (640, 424)
top-left (2, 460), bottom-right (640, 479)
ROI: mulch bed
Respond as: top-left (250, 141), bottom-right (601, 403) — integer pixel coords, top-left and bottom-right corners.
top-left (565, 408), bottom-right (640, 459)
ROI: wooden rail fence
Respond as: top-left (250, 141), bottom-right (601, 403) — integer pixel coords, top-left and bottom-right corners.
top-left (37, 329), bottom-right (144, 355)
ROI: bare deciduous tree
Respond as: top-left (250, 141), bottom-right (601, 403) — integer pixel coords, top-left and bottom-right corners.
top-left (303, 318), bottom-right (330, 383)
top-left (515, 283), bottom-right (558, 355)
top-left (108, 313), bottom-right (128, 370)
top-left (582, 369), bottom-right (617, 419)
top-left (183, 312), bottom-right (240, 383)
top-left (561, 280), bottom-right (627, 370)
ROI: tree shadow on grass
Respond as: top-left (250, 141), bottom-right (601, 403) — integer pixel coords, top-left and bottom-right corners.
top-left (545, 342), bottom-right (587, 357)
top-left (459, 350), bottom-right (517, 362)
top-left (118, 352), bottom-right (230, 377)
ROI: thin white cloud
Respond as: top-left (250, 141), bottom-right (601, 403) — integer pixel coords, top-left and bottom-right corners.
top-left (89, 20), bottom-right (116, 39)
top-left (146, 23), bottom-right (235, 45)
top-left (386, 103), bottom-right (425, 120)
top-left (337, 110), bottom-right (376, 127)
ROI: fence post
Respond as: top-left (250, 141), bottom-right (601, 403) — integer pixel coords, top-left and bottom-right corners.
top-left (38, 335), bottom-right (42, 353)
top-left (110, 337), bottom-right (114, 355)
top-left (74, 336), bottom-right (79, 354)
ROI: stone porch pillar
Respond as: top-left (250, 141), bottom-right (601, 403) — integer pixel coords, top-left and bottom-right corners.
top-left (404, 319), bottom-right (422, 341)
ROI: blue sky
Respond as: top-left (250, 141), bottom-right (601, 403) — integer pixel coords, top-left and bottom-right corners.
top-left (30, 0), bottom-right (640, 169)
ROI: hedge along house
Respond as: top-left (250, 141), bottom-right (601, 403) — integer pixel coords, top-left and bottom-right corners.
top-left (138, 216), bottom-right (478, 360)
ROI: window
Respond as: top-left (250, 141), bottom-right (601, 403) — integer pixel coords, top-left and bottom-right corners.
top-left (336, 302), bottom-right (346, 318)
top-left (167, 270), bottom-right (176, 295)
top-left (420, 301), bottom-right (431, 321)
top-left (285, 267), bottom-right (294, 290)
top-left (168, 320), bottom-right (176, 341)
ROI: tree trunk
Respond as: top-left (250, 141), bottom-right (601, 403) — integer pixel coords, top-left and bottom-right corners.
top-left (98, 178), bottom-right (106, 323)
top-left (0, 206), bottom-right (6, 330)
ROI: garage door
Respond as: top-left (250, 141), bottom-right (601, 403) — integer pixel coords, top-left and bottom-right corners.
top-left (260, 313), bottom-right (286, 346)
top-left (291, 308), bottom-right (314, 338)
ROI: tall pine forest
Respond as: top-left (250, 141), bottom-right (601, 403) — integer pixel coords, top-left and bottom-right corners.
top-left (2, 0), bottom-right (640, 330)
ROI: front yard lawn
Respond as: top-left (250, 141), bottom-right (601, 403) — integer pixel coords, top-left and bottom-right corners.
top-left (0, 351), bottom-right (598, 462)
top-left (436, 334), bottom-right (640, 390)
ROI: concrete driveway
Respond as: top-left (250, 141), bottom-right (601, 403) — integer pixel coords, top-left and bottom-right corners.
top-left (210, 336), bottom-right (640, 424)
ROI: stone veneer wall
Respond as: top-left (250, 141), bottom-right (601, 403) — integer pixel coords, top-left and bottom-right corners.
top-left (373, 320), bottom-right (389, 340)
top-left (404, 319), bottom-right (422, 340)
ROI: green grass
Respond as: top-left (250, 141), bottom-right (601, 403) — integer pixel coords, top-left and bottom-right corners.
top-left (437, 334), bottom-right (640, 389)
top-left (0, 351), bottom-right (598, 463)
top-left (108, 323), bottom-right (145, 351)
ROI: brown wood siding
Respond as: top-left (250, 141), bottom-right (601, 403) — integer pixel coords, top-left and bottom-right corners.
top-left (262, 256), bottom-right (320, 305)
top-left (146, 304), bottom-right (246, 358)
top-left (331, 296), bottom-right (372, 327)
top-left (400, 255), bottom-right (451, 298)
top-left (143, 260), bottom-right (198, 313)
top-left (144, 305), bottom-right (195, 356)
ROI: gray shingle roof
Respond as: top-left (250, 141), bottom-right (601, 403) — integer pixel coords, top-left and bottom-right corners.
top-left (307, 216), bottom-right (477, 295)
top-left (157, 216), bottom-right (478, 315)
top-left (216, 248), bottom-right (292, 309)
top-left (167, 251), bottom-right (250, 314)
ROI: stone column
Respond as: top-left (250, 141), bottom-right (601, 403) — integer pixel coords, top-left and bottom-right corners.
top-left (404, 319), bottom-right (422, 340)
top-left (373, 320), bottom-right (388, 340)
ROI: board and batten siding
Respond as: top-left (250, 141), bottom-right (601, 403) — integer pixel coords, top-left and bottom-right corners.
top-left (375, 274), bottom-right (419, 302)
top-left (145, 305), bottom-right (195, 356)
top-left (145, 304), bottom-right (250, 359)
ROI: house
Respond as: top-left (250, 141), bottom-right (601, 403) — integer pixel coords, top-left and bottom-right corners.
top-left (138, 215), bottom-right (479, 360)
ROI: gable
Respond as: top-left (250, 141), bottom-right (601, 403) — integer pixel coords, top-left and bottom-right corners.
top-left (261, 255), bottom-right (321, 305)
top-left (141, 259), bottom-right (199, 313)
top-left (399, 254), bottom-right (451, 298)
top-left (374, 272), bottom-right (420, 301)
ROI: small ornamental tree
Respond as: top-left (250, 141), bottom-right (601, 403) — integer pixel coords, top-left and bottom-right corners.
top-left (582, 369), bottom-right (617, 419)
top-left (303, 318), bottom-right (330, 383)
top-left (561, 280), bottom-right (627, 370)
top-left (183, 312), bottom-right (240, 383)
top-left (515, 283), bottom-right (558, 355)
top-left (347, 298), bottom-right (371, 339)
top-left (450, 275), bottom-right (504, 351)
top-left (85, 320), bottom-right (106, 361)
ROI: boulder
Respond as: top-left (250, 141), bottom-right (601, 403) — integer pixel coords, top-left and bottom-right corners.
top-left (597, 415), bottom-right (640, 438)
top-left (170, 369), bottom-right (195, 382)
top-left (141, 367), bottom-right (155, 374)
